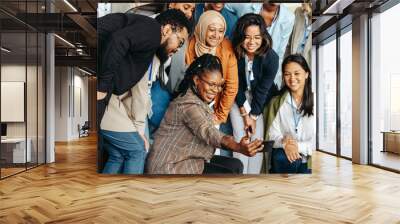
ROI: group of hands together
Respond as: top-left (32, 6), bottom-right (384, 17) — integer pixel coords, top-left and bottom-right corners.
top-left (219, 113), bottom-right (265, 157)
top-left (217, 112), bottom-right (301, 163)
top-left (99, 91), bottom-right (301, 162)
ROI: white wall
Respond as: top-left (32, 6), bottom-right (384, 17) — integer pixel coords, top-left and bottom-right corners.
top-left (54, 66), bottom-right (89, 141)
top-left (1, 65), bottom-right (31, 138)
top-left (55, 66), bottom-right (69, 141)
top-left (71, 71), bottom-right (89, 139)
top-left (1, 63), bottom-right (46, 164)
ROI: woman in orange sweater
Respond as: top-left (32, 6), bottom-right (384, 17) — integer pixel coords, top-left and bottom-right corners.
top-left (185, 10), bottom-right (238, 126)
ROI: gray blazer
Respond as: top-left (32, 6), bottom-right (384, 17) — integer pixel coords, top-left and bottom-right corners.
top-left (285, 7), bottom-right (312, 65)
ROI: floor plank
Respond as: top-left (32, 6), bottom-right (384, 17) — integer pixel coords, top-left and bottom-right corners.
top-left (0, 135), bottom-right (399, 224)
top-left (373, 150), bottom-right (400, 171)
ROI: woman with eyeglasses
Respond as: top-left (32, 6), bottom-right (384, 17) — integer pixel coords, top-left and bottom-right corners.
top-left (230, 13), bottom-right (279, 174)
top-left (146, 54), bottom-right (263, 174)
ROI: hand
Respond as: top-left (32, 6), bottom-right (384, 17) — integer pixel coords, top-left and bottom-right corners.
top-left (283, 138), bottom-right (301, 163)
top-left (242, 115), bottom-right (255, 137)
top-left (138, 132), bottom-right (150, 152)
top-left (97, 91), bottom-right (107, 100)
top-left (248, 117), bottom-right (256, 136)
top-left (238, 137), bottom-right (263, 157)
top-left (282, 135), bottom-right (297, 147)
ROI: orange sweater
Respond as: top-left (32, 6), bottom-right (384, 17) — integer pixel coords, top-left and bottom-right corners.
top-left (185, 37), bottom-right (238, 124)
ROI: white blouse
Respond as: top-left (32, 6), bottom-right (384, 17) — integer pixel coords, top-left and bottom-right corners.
top-left (242, 55), bottom-right (255, 114)
top-left (268, 94), bottom-right (315, 156)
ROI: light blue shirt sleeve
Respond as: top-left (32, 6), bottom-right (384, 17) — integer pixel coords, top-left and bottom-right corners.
top-left (272, 7), bottom-right (294, 59)
top-left (268, 5), bottom-right (295, 88)
top-left (224, 3), bottom-right (262, 18)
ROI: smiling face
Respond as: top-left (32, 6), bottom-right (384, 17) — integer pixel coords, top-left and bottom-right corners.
top-left (169, 3), bottom-right (195, 19)
top-left (242, 25), bottom-right (262, 56)
top-left (205, 23), bottom-right (225, 47)
top-left (207, 3), bottom-right (224, 12)
top-left (193, 70), bottom-right (224, 103)
top-left (161, 25), bottom-right (189, 56)
top-left (283, 62), bottom-right (309, 94)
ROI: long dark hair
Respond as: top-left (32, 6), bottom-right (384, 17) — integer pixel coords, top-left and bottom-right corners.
top-left (231, 13), bottom-right (273, 59)
top-left (174, 54), bottom-right (222, 98)
top-left (281, 54), bottom-right (314, 117)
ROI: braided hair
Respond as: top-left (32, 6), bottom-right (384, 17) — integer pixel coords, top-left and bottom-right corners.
top-left (174, 54), bottom-right (223, 98)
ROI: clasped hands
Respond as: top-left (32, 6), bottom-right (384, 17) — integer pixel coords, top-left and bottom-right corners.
top-left (282, 135), bottom-right (301, 163)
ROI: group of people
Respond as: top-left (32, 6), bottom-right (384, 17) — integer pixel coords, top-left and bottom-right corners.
top-left (97, 2), bottom-right (315, 175)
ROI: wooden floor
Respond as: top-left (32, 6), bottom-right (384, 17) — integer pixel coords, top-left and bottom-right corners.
top-left (1, 167), bottom-right (26, 178)
top-left (373, 150), bottom-right (400, 171)
top-left (1, 135), bottom-right (400, 224)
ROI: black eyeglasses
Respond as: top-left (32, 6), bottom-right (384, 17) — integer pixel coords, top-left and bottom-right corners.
top-left (198, 76), bottom-right (225, 92)
top-left (171, 26), bottom-right (185, 49)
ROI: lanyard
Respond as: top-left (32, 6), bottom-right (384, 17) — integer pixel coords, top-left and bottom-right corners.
top-left (290, 94), bottom-right (301, 133)
top-left (148, 62), bottom-right (153, 83)
top-left (147, 61), bottom-right (154, 118)
top-left (148, 61), bottom-right (153, 85)
top-left (147, 62), bottom-right (153, 96)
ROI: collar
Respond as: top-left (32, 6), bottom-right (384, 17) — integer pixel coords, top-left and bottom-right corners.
top-left (208, 100), bottom-right (215, 108)
top-left (285, 92), bottom-right (300, 110)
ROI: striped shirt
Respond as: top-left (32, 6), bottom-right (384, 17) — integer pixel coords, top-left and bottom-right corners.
top-left (146, 89), bottom-right (226, 174)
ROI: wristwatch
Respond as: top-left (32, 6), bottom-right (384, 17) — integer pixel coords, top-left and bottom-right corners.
top-left (249, 114), bottom-right (259, 121)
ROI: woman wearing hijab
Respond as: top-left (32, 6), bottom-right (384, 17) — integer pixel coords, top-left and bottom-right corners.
top-left (185, 10), bottom-right (238, 127)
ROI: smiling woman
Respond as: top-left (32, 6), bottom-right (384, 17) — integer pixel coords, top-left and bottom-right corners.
top-left (185, 10), bottom-right (238, 125)
top-left (230, 13), bottom-right (278, 174)
top-left (146, 54), bottom-right (263, 174)
top-left (264, 54), bottom-right (314, 174)
top-left (95, 2), bottom-right (317, 176)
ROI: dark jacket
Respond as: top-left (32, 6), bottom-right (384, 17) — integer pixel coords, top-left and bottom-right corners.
top-left (97, 13), bottom-right (161, 95)
top-left (235, 49), bottom-right (279, 116)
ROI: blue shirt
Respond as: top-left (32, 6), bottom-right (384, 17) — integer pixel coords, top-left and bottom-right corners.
top-left (224, 3), bottom-right (263, 17)
top-left (266, 6), bottom-right (295, 88)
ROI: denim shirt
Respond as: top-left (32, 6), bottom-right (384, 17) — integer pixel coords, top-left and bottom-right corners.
top-left (266, 5), bottom-right (295, 88)
top-left (224, 3), bottom-right (263, 17)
